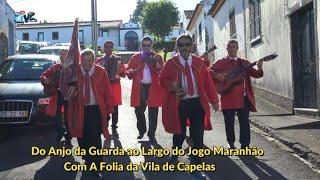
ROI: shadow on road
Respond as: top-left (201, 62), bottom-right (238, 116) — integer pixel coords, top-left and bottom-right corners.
top-left (238, 156), bottom-right (288, 180)
top-left (101, 134), bottom-right (135, 180)
top-left (0, 125), bottom-right (57, 171)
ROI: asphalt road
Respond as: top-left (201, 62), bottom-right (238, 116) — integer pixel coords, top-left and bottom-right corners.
top-left (0, 78), bottom-right (320, 180)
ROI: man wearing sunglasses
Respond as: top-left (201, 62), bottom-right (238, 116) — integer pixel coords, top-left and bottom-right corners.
top-left (96, 41), bottom-right (126, 138)
top-left (126, 36), bottom-right (164, 143)
top-left (159, 34), bottom-right (219, 165)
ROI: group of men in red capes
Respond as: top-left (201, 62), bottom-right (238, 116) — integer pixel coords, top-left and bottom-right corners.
top-left (40, 34), bottom-right (264, 178)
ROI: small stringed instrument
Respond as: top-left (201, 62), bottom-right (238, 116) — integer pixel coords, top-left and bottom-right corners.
top-left (212, 53), bottom-right (278, 94)
top-left (43, 69), bottom-right (61, 96)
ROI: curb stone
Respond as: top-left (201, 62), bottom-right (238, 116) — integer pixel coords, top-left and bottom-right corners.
top-left (250, 117), bottom-right (320, 170)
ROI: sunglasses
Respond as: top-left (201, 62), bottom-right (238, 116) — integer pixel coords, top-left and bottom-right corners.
top-left (104, 45), bottom-right (113, 48)
top-left (142, 44), bottom-right (152, 47)
top-left (178, 43), bottom-right (192, 48)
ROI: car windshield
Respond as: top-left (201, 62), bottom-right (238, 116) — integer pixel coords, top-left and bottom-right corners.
top-left (38, 49), bottom-right (60, 55)
top-left (0, 59), bottom-right (53, 80)
top-left (19, 43), bottom-right (41, 54)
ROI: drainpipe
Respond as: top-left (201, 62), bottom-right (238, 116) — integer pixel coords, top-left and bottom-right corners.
top-left (314, 0), bottom-right (320, 112)
top-left (243, 0), bottom-right (248, 59)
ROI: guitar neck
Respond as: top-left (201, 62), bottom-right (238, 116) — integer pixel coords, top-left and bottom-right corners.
top-left (226, 60), bottom-right (259, 80)
top-left (225, 53), bottom-right (277, 80)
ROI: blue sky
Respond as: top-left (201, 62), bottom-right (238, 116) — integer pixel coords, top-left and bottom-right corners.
top-left (7, 0), bottom-right (200, 23)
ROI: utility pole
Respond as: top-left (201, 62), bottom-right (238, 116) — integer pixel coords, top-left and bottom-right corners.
top-left (91, 0), bottom-right (98, 53)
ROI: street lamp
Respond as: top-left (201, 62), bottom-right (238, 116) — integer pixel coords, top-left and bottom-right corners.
top-left (91, 0), bottom-right (98, 53)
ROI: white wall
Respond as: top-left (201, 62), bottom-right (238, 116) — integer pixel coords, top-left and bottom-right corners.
top-left (0, 0), bottom-right (16, 56)
top-left (97, 28), bottom-right (120, 47)
top-left (244, 0), bottom-right (293, 98)
top-left (17, 25), bottom-right (121, 48)
top-left (213, 0), bottom-right (245, 60)
top-left (189, 6), bottom-right (207, 55)
top-left (165, 27), bottom-right (180, 41)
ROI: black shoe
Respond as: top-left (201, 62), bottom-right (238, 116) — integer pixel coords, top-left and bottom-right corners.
top-left (112, 129), bottom-right (119, 139)
top-left (228, 144), bottom-right (236, 149)
top-left (64, 139), bottom-right (72, 147)
top-left (56, 133), bottom-right (64, 142)
top-left (241, 145), bottom-right (249, 149)
top-left (90, 172), bottom-right (102, 179)
top-left (149, 136), bottom-right (157, 144)
top-left (137, 133), bottom-right (144, 139)
top-left (169, 155), bottom-right (178, 163)
top-left (190, 171), bottom-right (207, 180)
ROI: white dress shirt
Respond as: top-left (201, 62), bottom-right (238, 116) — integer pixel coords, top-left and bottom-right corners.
top-left (179, 54), bottom-right (199, 99)
top-left (140, 58), bottom-right (152, 84)
top-left (81, 65), bottom-right (97, 105)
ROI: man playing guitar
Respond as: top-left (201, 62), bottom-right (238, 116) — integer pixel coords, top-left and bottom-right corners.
top-left (40, 49), bottom-right (71, 144)
top-left (209, 39), bottom-right (263, 149)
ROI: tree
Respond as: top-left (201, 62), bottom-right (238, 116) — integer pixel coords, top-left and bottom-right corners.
top-left (140, 0), bottom-right (179, 41)
top-left (131, 0), bottom-right (147, 24)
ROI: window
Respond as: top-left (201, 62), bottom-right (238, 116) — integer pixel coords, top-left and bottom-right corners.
top-left (98, 29), bottom-right (109, 38)
top-left (0, 59), bottom-right (53, 80)
top-left (98, 29), bottom-right (103, 37)
top-left (105, 29), bottom-right (109, 37)
top-left (37, 32), bottom-right (44, 41)
top-left (199, 23), bottom-right (202, 42)
top-left (22, 33), bottom-right (29, 41)
top-left (79, 30), bottom-right (84, 44)
top-left (52, 32), bottom-right (59, 40)
top-left (229, 9), bottom-right (236, 38)
top-left (249, 0), bottom-right (261, 42)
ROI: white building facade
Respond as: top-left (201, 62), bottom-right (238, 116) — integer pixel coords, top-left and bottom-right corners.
top-left (186, 0), bottom-right (216, 59)
top-left (209, 0), bottom-right (320, 117)
top-left (0, 0), bottom-right (16, 59)
top-left (16, 20), bottom-right (123, 49)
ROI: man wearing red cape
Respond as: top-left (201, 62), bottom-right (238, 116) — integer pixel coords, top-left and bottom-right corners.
top-left (40, 49), bottom-right (71, 144)
top-left (159, 34), bottom-right (219, 164)
top-left (208, 39), bottom-right (264, 149)
top-left (126, 36), bottom-right (163, 143)
top-left (95, 40), bottom-right (125, 138)
top-left (59, 20), bottom-right (114, 177)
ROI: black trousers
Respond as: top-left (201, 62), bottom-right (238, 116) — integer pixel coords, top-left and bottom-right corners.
top-left (222, 96), bottom-right (251, 147)
top-left (107, 105), bottom-right (118, 129)
top-left (55, 91), bottom-right (70, 140)
top-left (173, 97), bottom-right (205, 150)
top-left (77, 105), bottom-right (102, 167)
top-left (134, 84), bottom-right (159, 137)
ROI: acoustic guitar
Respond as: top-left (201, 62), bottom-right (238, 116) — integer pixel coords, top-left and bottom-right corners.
top-left (212, 53), bottom-right (278, 94)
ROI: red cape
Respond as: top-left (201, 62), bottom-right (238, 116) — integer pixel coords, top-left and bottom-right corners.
top-left (159, 55), bottom-right (219, 134)
top-left (40, 63), bottom-right (62, 117)
top-left (209, 57), bottom-right (263, 111)
top-left (126, 53), bottom-right (163, 107)
top-left (95, 55), bottom-right (126, 105)
top-left (67, 65), bottom-right (114, 138)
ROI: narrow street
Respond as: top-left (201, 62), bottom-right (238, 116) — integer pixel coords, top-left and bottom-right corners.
top-left (0, 78), bottom-right (320, 180)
